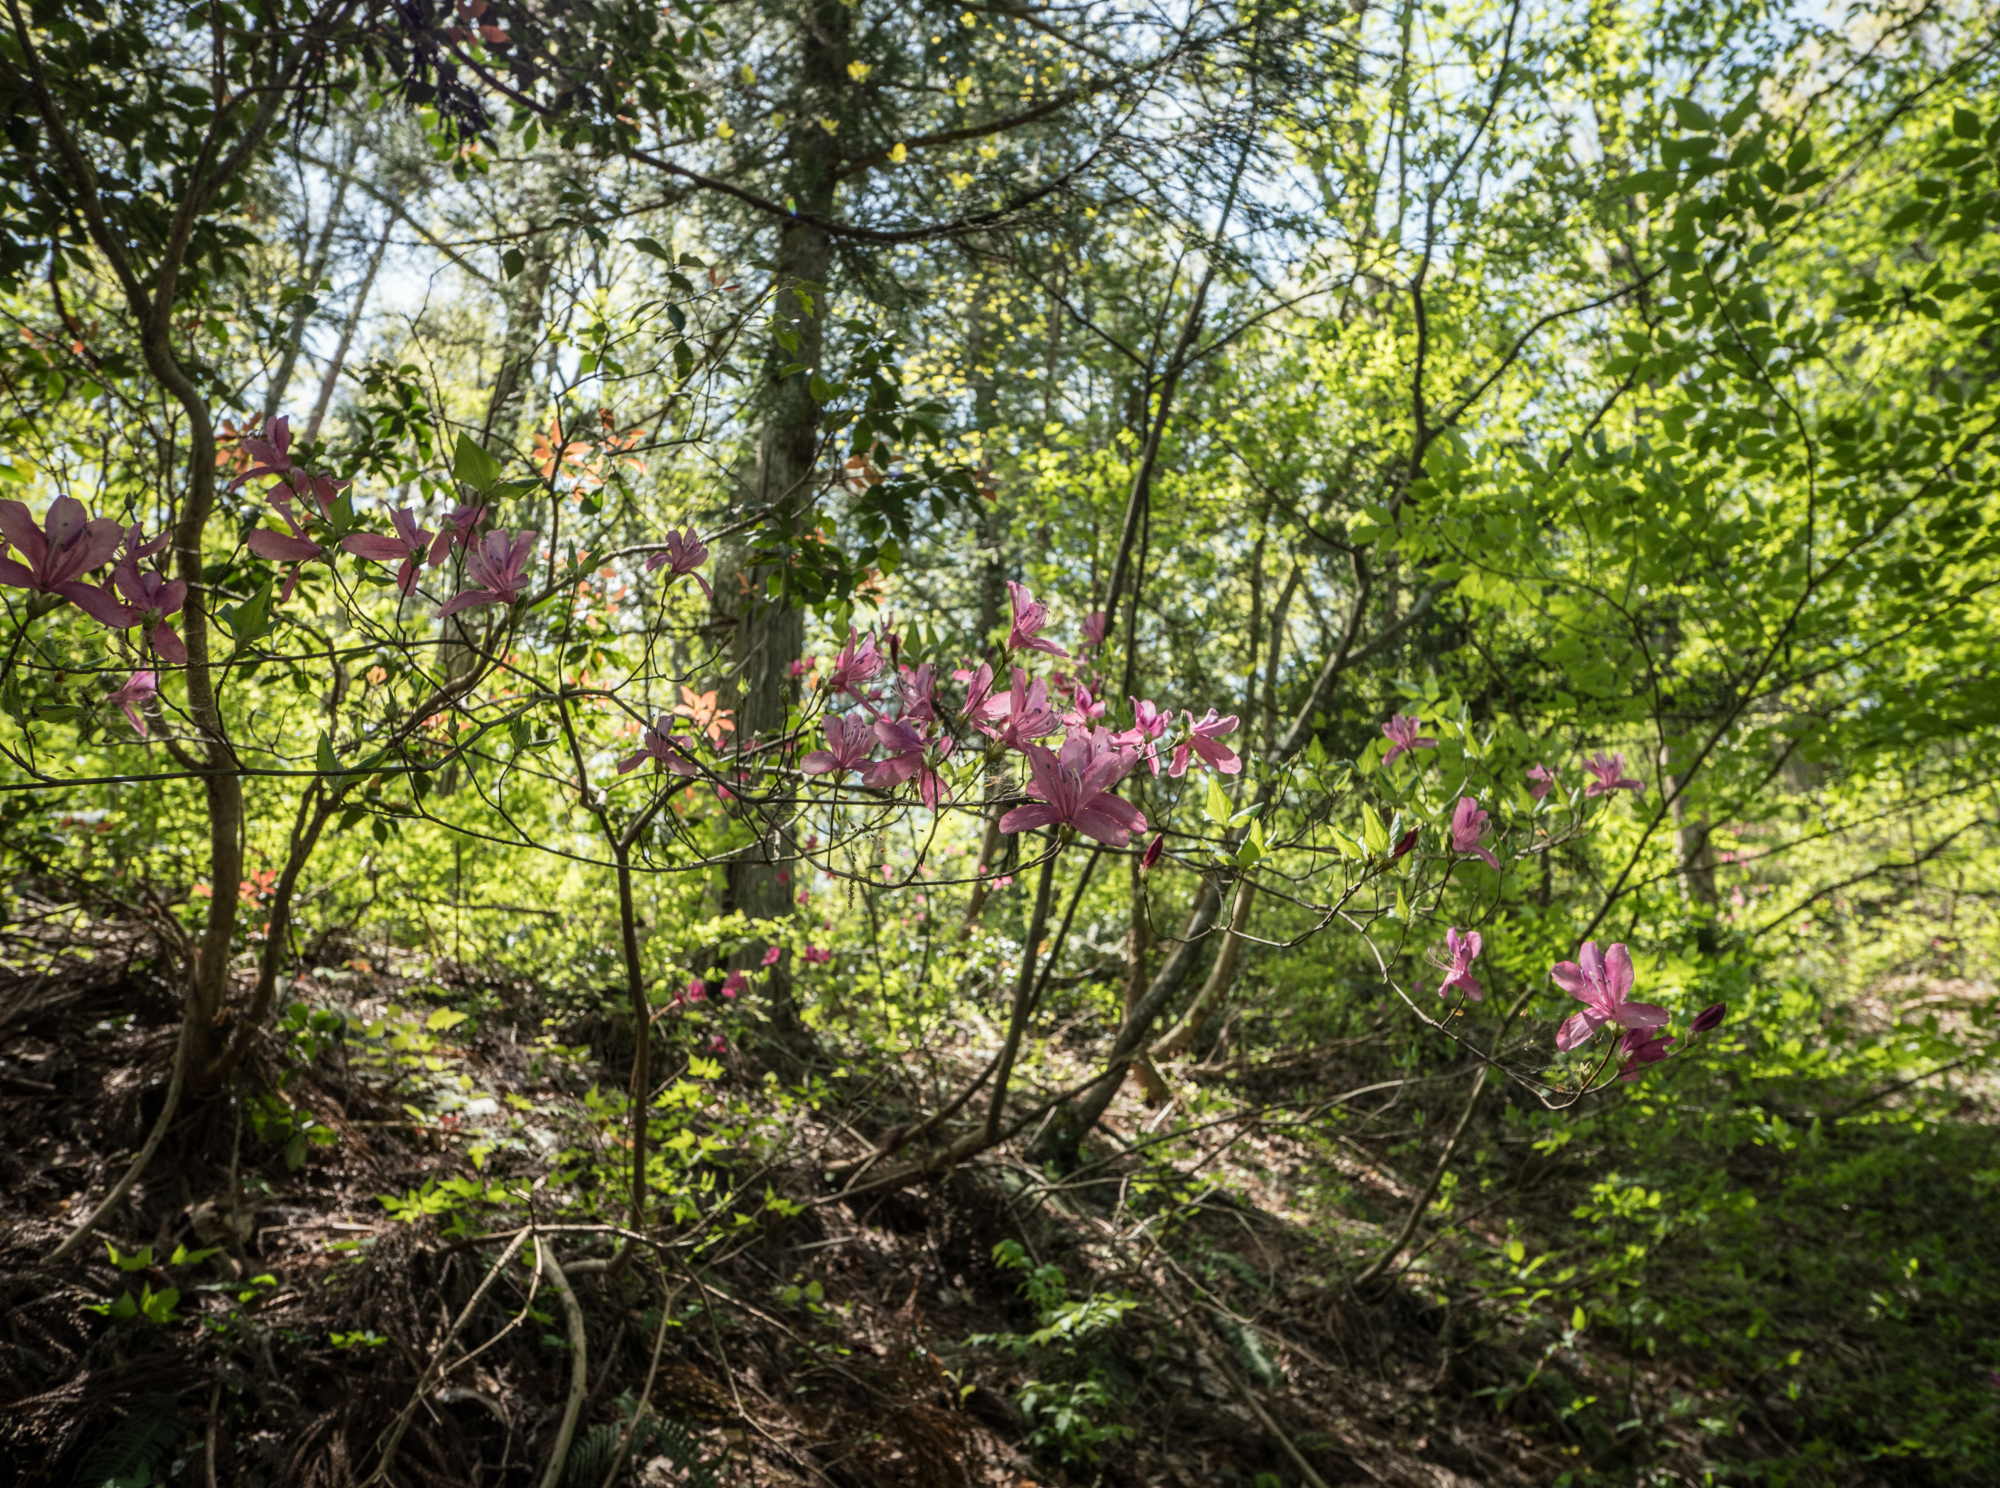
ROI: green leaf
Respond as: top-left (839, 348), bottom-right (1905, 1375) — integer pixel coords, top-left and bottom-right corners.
top-left (106, 1241), bottom-right (153, 1272)
top-left (316, 733), bottom-right (338, 775)
top-left (1571, 1304), bottom-right (1587, 1332)
top-left (224, 577), bottom-right (274, 645)
top-left (1203, 774), bottom-right (1231, 826)
top-left (1669, 97), bottom-right (1713, 131)
top-left (425, 1008), bottom-right (469, 1033)
top-left (1362, 808), bottom-right (1389, 856)
top-left (452, 433), bottom-right (504, 493)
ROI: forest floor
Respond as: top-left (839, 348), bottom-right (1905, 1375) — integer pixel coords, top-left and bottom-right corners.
top-left (3, 908), bottom-right (1996, 1486)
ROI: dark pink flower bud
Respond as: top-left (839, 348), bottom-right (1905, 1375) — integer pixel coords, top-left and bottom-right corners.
top-left (1690, 1002), bottom-right (1727, 1034)
top-left (1141, 832), bottom-right (1165, 870)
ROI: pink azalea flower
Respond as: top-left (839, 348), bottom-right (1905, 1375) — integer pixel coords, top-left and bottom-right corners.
top-left (1381, 713), bottom-right (1437, 765)
top-left (440, 528), bottom-right (537, 616)
top-left (0, 496), bottom-right (126, 620)
top-left (721, 970), bottom-right (748, 999)
top-left (341, 507), bottom-right (439, 595)
top-left (803, 946), bottom-right (832, 964)
top-left (1119, 697), bottom-right (1171, 775)
top-left (682, 977), bottom-right (708, 1003)
top-left (1169, 709), bottom-right (1241, 777)
top-left (121, 523), bottom-right (170, 563)
top-left (1617, 1026), bottom-right (1676, 1082)
top-left (644, 526), bottom-right (712, 598)
top-left (246, 503), bottom-right (326, 601)
top-left (825, 630), bottom-right (885, 699)
top-left (232, 416), bottom-right (350, 518)
top-left (956, 659), bottom-right (996, 719)
top-left (999, 728), bottom-right (1148, 846)
top-left (788, 657), bottom-right (810, 679)
top-left (617, 715), bottom-right (699, 775)
top-left (1450, 796), bottom-right (1499, 870)
top-left (1526, 763), bottom-right (1556, 800)
top-left (979, 667), bottom-right (1061, 751)
top-left (1583, 751), bottom-right (1643, 796)
top-left (898, 663), bottom-right (939, 725)
top-left (1062, 683), bottom-right (1108, 729)
top-left (800, 714), bottom-right (876, 776)
top-left (1551, 941), bottom-right (1669, 1051)
top-left (106, 556), bottom-right (189, 663)
top-left (709, 1034), bottom-right (728, 1054)
top-left (233, 415), bottom-right (293, 488)
top-left (437, 502), bottom-right (487, 558)
top-left (1435, 927), bottom-right (1483, 1000)
top-left (106, 670), bottom-right (158, 737)
top-left (1005, 579), bottom-right (1068, 658)
top-left (861, 718), bottom-right (944, 808)
top-left (761, 945), bottom-right (782, 967)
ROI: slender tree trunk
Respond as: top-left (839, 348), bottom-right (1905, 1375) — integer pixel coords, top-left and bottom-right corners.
top-left (960, 280), bottom-right (1012, 931)
top-left (263, 131), bottom-right (358, 423)
top-left (710, 0), bottom-right (852, 1060)
top-left (1026, 878), bottom-right (1224, 1166)
top-left (303, 213), bottom-right (391, 443)
top-left (1150, 877), bottom-right (1257, 1060)
top-left (479, 200), bottom-right (559, 452)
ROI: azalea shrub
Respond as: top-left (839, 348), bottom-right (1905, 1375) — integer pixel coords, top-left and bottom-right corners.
top-left (4, 422), bottom-right (1738, 1135)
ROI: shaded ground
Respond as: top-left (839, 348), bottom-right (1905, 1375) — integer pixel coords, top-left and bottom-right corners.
top-left (3, 904), bottom-right (1996, 1486)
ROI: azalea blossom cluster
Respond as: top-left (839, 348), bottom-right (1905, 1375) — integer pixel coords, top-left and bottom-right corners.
top-left (1379, 714), bottom-right (1646, 802)
top-left (2, 417), bottom-right (720, 740)
top-left (667, 944), bottom-right (806, 1054)
top-left (1, 496), bottom-right (189, 663)
top-left (793, 580), bottom-right (1241, 849)
top-left (236, 415), bottom-right (544, 616)
top-left (1527, 751), bottom-right (1644, 799)
top-left (1427, 927), bottom-right (1726, 1085)
top-left (1385, 713), bottom-right (1721, 1088)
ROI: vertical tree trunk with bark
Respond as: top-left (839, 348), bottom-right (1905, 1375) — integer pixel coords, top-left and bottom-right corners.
top-left (710, 0), bottom-right (852, 1059)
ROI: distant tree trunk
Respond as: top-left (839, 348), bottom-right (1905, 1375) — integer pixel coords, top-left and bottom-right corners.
top-left (479, 219), bottom-right (557, 453)
top-left (1663, 743), bottom-right (1719, 955)
top-left (303, 214), bottom-right (391, 443)
top-left (710, 0), bottom-right (851, 1060)
top-left (263, 131), bottom-right (358, 424)
top-left (960, 280), bottom-right (1012, 931)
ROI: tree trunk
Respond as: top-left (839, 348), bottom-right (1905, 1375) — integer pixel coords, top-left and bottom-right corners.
top-left (263, 130), bottom-right (357, 424)
top-left (1149, 877), bottom-right (1258, 1060)
top-left (710, 0), bottom-right (852, 1061)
